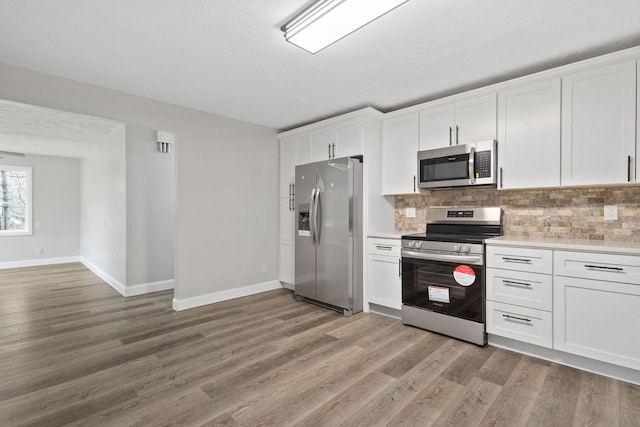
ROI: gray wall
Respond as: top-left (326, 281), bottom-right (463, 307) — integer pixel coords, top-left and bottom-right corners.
top-left (126, 126), bottom-right (175, 286)
top-left (0, 63), bottom-right (279, 302)
top-left (80, 125), bottom-right (127, 285)
top-left (0, 154), bottom-right (80, 262)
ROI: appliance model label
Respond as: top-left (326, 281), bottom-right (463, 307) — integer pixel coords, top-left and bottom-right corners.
top-left (428, 286), bottom-right (450, 304)
top-left (298, 230), bottom-right (311, 237)
top-left (453, 265), bottom-right (476, 286)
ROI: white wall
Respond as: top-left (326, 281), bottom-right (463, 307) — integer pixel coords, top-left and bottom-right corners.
top-left (126, 126), bottom-right (175, 287)
top-left (80, 125), bottom-right (127, 286)
top-left (0, 63), bottom-right (279, 307)
top-left (0, 154), bottom-right (80, 265)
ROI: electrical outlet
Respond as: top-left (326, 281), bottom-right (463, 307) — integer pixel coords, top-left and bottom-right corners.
top-left (604, 205), bottom-right (618, 221)
top-left (405, 207), bottom-right (416, 218)
top-left (261, 263), bottom-right (267, 273)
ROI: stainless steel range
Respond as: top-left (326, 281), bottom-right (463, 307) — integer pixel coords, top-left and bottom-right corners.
top-left (401, 207), bottom-right (502, 345)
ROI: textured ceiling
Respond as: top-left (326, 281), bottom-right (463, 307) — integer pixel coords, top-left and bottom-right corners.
top-left (1, 0), bottom-right (640, 131)
top-left (0, 100), bottom-right (122, 158)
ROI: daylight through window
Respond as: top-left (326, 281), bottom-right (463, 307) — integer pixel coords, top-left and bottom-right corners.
top-left (0, 165), bottom-right (32, 236)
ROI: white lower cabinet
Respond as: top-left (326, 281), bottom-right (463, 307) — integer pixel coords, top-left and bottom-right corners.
top-left (553, 250), bottom-right (640, 371)
top-left (487, 242), bottom-right (640, 381)
top-left (278, 198), bottom-right (295, 284)
top-left (367, 238), bottom-right (402, 310)
top-left (486, 300), bottom-right (553, 348)
top-left (486, 246), bottom-right (553, 348)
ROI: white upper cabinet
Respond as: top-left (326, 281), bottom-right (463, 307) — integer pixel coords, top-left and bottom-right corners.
top-left (418, 104), bottom-right (454, 150)
top-left (561, 60), bottom-right (637, 186)
top-left (280, 134), bottom-right (308, 198)
top-left (454, 94), bottom-right (498, 145)
top-left (334, 120), bottom-right (362, 158)
top-left (497, 78), bottom-right (561, 189)
top-left (382, 112), bottom-right (420, 195)
top-left (279, 135), bottom-right (296, 198)
top-left (419, 93), bottom-right (497, 150)
top-left (637, 60), bottom-right (640, 182)
top-left (308, 118), bottom-right (362, 162)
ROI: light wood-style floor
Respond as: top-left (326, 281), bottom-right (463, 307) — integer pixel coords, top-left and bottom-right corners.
top-left (1, 263), bottom-right (639, 426)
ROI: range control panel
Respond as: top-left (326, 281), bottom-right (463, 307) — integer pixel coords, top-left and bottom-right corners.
top-left (447, 210), bottom-right (474, 218)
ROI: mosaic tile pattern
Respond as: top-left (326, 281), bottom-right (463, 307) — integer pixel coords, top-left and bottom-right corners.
top-left (395, 186), bottom-right (640, 242)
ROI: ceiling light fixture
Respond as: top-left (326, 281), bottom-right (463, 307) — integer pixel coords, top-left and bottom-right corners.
top-left (281, 0), bottom-right (410, 54)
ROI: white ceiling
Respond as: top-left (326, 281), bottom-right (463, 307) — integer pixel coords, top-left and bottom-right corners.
top-left (1, 0), bottom-right (640, 131)
top-left (0, 99), bottom-right (122, 158)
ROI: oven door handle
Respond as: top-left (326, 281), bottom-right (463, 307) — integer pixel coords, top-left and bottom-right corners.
top-left (402, 251), bottom-right (483, 265)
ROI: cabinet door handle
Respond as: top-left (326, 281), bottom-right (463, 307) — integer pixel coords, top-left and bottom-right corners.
top-left (503, 280), bottom-right (532, 287)
top-left (399, 259), bottom-right (402, 277)
top-left (628, 155), bottom-right (632, 182)
top-left (449, 127), bottom-right (452, 146)
top-left (584, 264), bottom-right (624, 272)
top-left (502, 314), bottom-right (531, 323)
top-left (502, 257), bottom-right (532, 264)
top-left (291, 183), bottom-right (295, 196)
top-left (455, 125), bottom-right (459, 145)
top-left (328, 143), bottom-right (331, 159)
top-left (332, 143), bottom-right (335, 158)
top-left (499, 167), bottom-right (503, 189)
top-left (376, 245), bottom-right (393, 250)
top-left (413, 175), bottom-right (416, 192)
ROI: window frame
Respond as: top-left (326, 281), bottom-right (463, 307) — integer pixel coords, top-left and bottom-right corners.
top-left (0, 165), bottom-right (32, 236)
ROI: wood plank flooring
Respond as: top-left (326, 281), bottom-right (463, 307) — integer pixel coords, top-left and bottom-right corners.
top-left (1, 262), bottom-right (639, 426)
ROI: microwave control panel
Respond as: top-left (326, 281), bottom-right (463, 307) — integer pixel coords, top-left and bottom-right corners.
top-left (474, 150), bottom-right (492, 178)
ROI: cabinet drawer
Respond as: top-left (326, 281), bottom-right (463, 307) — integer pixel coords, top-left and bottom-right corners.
top-left (486, 245), bottom-right (552, 274)
top-left (368, 238), bottom-right (401, 257)
top-left (486, 268), bottom-right (552, 311)
top-left (486, 300), bottom-right (553, 348)
top-left (554, 251), bottom-right (640, 285)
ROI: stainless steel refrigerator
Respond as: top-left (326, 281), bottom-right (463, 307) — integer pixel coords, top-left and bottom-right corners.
top-left (294, 156), bottom-right (363, 316)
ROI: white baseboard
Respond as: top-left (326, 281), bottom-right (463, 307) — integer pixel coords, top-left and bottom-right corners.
top-left (125, 279), bottom-right (174, 297)
top-left (172, 279), bottom-right (281, 311)
top-left (488, 334), bottom-right (640, 385)
top-left (81, 258), bottom-right (126, 296)
top-left (281, 281), bottom-right (294, 291)
top-left (0, 256), bottom-right (81, 270)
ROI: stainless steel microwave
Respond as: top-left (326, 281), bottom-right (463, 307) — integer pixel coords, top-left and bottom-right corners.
top-left (417, 140), bottom-right (497, 189)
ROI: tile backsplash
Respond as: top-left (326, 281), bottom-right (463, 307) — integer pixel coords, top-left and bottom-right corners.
top-left (395, 186), bottom-right (640, 242)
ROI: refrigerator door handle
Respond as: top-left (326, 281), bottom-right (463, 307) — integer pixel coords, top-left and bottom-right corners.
top-left (310, 188), bottom-right (317, 246)
top-left (314, 189), bottom-right (321, 244)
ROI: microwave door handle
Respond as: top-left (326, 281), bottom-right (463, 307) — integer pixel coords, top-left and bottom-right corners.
top-left (468, 147), bottom-right (476, 184)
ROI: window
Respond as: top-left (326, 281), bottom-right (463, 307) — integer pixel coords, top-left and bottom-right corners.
top-left (0, 165), bottom-right (32, 236)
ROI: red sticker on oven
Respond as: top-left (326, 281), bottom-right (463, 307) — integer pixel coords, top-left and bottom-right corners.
top-left (453, 265), bottom-right (476, 286)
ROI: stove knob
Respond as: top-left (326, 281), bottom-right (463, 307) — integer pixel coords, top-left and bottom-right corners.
top-left (415, 241), bottom-right (423, 249)
top-left (453, 244), bottom-right (460, 252)
top-left (408, 241), bottom-right (415, 248)
top-left (460, 244), bottom-right (471, 253)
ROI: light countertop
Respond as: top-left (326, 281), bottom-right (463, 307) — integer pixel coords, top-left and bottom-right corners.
top-left (367, 232), bottom-right (403, 240)
top-left (486, 236), bottom-right (640, 255)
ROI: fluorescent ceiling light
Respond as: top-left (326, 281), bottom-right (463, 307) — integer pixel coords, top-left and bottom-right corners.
top-left (282, 0), bottom-right (410, 54)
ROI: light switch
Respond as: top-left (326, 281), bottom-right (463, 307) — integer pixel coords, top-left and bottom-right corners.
top-left (405, 207), bottom-right (416, 218)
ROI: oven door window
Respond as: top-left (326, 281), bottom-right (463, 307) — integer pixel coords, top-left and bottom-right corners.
top-left (402, 257), bottom-right (483, 322)
top-left (420, 154), bottom-right (469, 182)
